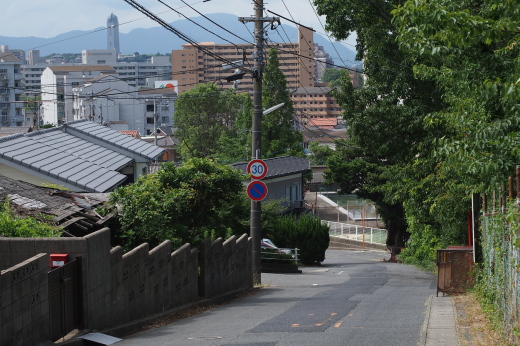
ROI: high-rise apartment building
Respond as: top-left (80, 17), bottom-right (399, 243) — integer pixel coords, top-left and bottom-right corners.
top-left (107, 13), bottom-right (121, 55)
top-left (171, 26), bottom-right (315, 94)
top-left (290, 87), bottom-right (343, 127)
top-left (0, 53), bottom-right (24, 126)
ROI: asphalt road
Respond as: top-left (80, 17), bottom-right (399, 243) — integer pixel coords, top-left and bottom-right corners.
top-left (118, 249), bottom-right (436, 346)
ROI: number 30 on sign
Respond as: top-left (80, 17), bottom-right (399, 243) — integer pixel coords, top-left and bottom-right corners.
top-left (246, 159), bottom-right (268, 180)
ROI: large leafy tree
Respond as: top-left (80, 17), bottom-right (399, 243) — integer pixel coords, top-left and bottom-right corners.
top-left (393, 0), bottom-right (520, 189)
top-left (262, 48), bottom-right (304, 158)
top-left (313, 0), bottom-right (471, 256)
top-left (388, 0), bottom-right (519, 265)
top-left (109, 158), bottom-right (249, 251)
top-left (174, 83), bottom-right (252, 161)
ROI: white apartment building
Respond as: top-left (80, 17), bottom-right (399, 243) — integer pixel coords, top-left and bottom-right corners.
top-left (71, 74), bottom-right (176, 135)
top-left (0, 53), bottom-right (24, 126)
top-left (41, 65), bottom-right (116, 125)
top-left (23, 50), bottom-right (171, 100)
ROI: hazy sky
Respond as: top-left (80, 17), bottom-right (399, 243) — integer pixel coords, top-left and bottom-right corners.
top-left (1, 0), bottom-right (356, 48)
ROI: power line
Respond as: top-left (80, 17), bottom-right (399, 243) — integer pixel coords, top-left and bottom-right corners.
top-left (121, 0), bottom-right (252, 72)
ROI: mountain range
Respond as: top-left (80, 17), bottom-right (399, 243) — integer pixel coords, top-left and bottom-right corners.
top-left (0, 13), bottom-right (358, 67)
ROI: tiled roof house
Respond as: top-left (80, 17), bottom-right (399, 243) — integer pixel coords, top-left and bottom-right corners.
top-left (232, 156), bottom-right (311, 209)
top-left (0, 119), bottom-right (164, 192)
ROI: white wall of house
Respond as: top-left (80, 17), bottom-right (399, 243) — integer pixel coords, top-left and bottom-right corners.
top-left (0, 162), bottom-right (79, 191)
top-left (41, 68), bottom-right (108, 125)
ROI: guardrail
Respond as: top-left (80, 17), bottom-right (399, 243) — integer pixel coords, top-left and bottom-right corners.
top-left (324, 221), bottom-right (387, 245)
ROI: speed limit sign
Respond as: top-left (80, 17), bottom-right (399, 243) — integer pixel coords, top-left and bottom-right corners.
top-left (247, 159), bottom-right (268, 180)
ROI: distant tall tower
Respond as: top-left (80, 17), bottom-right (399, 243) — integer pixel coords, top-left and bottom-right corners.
top-left (107, 13), bottom-right (120, 55)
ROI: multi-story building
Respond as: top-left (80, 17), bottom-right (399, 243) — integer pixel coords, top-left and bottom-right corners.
top-left (290, 87), bottom-right (343, 127)
top-left (71, 74), bottom-right (176, 135)
top-left (41, 65), bottom-right (117, 125)
top-left (82, 49), bottom-right (117, 65)
top-left (314, 44), bottom-right (334, 82)
top-left (23, 53), bottom-right (171, 105)
top-left (107, 13), bottom-right (121, 54)
top-left (0, 52), bottom-right (24, 126)
top-left (111, 55), bottom-right (171, 88)
top-left (171, 25), bottom-right (315, 94)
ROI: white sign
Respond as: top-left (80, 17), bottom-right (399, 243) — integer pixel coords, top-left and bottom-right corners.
top-left (155, 80), bottom-right (178, 91)
top-left (247, 159), bottom-right (268, 180)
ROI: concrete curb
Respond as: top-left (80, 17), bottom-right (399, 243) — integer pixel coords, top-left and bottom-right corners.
top-left (58, 286), bottom-right (257, 345)
top-left (420, 295), bottom-right (433, 345)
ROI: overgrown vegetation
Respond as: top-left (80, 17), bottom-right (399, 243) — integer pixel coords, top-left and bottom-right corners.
top-left (471, 201), bottom-right (520, 343)
top-left (0, 199), bottom-right (61, 238)
top-left (109, 158), bottom-right (249, 251)
top-left (314, 0), bottom-right (519, 266)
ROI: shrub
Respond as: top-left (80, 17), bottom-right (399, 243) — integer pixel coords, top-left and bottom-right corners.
top-left (266, 213), bottom-right (329, 264)
top-left (0, 199), bottom-right (61, 238)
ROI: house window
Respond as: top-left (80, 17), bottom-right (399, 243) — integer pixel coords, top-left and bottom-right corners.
top-left (285, 183), bottom-right (300, 205)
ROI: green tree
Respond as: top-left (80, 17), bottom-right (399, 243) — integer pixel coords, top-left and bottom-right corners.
top-left (308, 141), bottom-right (334, 165)
top-left (262, 48), bottom-right (304, 158)
top-left (386, 0), bottom-right (519, 266)
top-left (313, 0), bottom-right (471, 258)
top-left (393, 0), bottom-right (520, 189)
top-left (109, 158), bottom-right (249, 251)
top-left (321, 68), bottom-right (342, 87)
top-left (174, 83), bottom-right (252, 161)
top-left (314, 0), bottom-right (448, 251)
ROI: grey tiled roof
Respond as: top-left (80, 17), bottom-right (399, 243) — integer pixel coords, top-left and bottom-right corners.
top-left (0, 134), bottom-right (126, 192)
top-left (65, 120), bottom-right (165, 159)
top-left (26, 127), bottom-right (133, 171)
top-left (232, 156), bottom-right (310, 180)
top-left (0, 121), bottom-right (165, 192)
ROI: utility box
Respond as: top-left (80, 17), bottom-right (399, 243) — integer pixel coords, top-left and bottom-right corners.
top-left (436, 246), bottom-right (474, 296)
top-left (50, 254), bottom-right (69, 268)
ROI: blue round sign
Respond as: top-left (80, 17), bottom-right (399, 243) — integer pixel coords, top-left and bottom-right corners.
top-left (247, 181), bottom-right (268, 201)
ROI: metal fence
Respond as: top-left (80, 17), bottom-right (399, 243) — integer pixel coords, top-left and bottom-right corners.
top-left (324, 221), bottom-right (387, 245)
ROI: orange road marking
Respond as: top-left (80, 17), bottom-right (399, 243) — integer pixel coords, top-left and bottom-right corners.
top-left (334, 322), bottom-right (344, 328)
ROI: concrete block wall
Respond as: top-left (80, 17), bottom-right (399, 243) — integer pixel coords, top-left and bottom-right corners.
top-left (0, 236), bottom-right (88, 271)
top-left (105, 240), bottom-right (198, 329)
top-left (199, 234), bottom-right (252, 299)
top-left (0, 253), bottom-right (49, 346)
top-left (84, 229), bottom-right (111, 330)
top-left (0, 230), bottom-right (252, 345)
top-left (170, 243), bottom-right (198, 308)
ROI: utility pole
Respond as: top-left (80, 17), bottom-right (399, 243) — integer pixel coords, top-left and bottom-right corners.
top-left (239, 1), bottom-right (279, 285)
top-left (153, 97), bottom-right (157, 146)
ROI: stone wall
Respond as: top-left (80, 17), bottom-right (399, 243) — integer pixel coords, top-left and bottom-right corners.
top-left (0, 229), bottom-right (253, 345)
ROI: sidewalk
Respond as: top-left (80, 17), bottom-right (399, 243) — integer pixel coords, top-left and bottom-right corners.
top-left (422, 295), bottom-right (461, 345)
